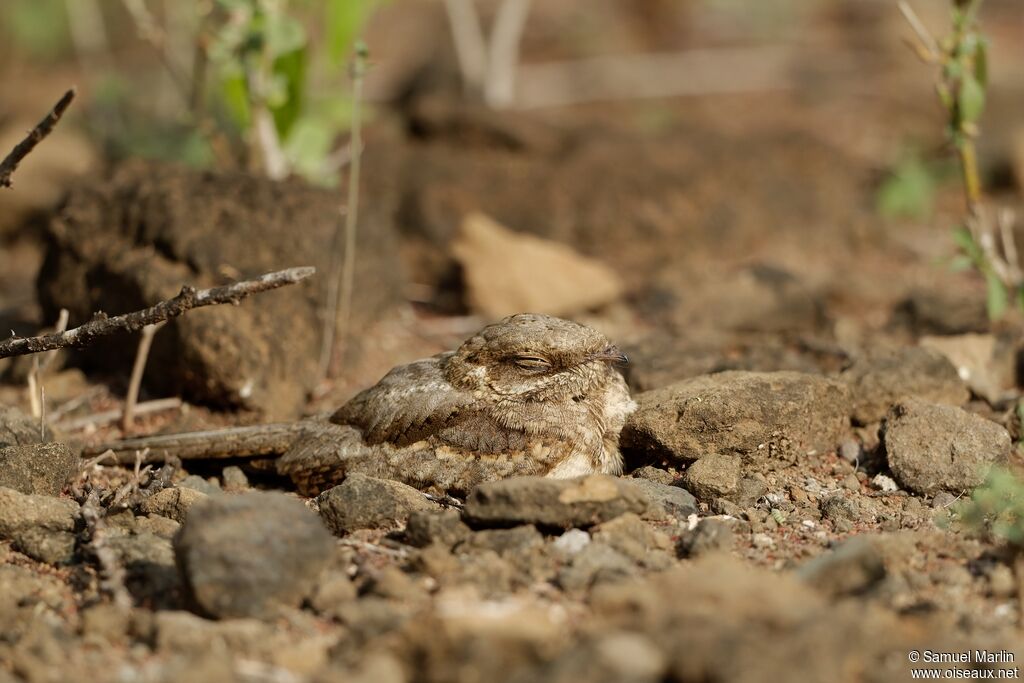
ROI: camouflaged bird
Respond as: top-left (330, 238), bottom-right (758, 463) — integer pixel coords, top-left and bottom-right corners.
top-left (94, 314), bottom-right (636, 496)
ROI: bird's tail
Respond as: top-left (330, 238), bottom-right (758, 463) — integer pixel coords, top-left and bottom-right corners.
top-left (80, 422), bottom-right (307, 464)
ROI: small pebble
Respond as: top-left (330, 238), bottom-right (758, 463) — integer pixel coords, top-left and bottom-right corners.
top-left (839, 439), bottom-right (861, 464)
top-left (551, 529), bottom-right (591, 559)
top-left (221, 466), bottom-right (249, 492)
top-left (841, 473), bottom-right (861, 491)
top-left (871, 474), bottom-right (898, 493)
top-left (931, 491), bottom-right (958, 509)
top-left (751, 533), bottom-right (775, 549)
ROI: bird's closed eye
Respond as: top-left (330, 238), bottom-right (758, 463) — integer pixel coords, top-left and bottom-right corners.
top-left (511, 354), bottom-right (552, 371)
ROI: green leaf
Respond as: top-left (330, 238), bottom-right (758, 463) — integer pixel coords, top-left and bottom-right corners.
top-left (325, 0), bottom-right (380, 71)
top-left (876, 156), bottom-right (936, 220)
top-left (959, 71), bottom-right (986, 125)
top-left (952, 225), bottom-right (984, 264)
top-left (948, 254), bottom-right (974, 272)
top-left (270, 46), bottom-right (308, 138)
top-left (985, 270), bottom-right (1008, 320)
top-left (974, 38), bottom-right (988, 88)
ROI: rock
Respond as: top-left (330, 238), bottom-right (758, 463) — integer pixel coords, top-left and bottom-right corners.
top-left (871, 473), bottom-right (899, 493)
top-left (139, 486), bottom-right (208, 523)
top-left (0, 442), bottom-right (77, 496)
top-left (920, 333), bottom-right (1017, 404)
top-left (841, 347), bottom-right (969, 425)
top-left (0, 487), bottom-right (78, 564)
top-left (39, 159), bottom-right (404, 419)
top-left (891, 288), bottom-right (988, 335)
top-left (135, 513), bottom-right (181, 539)
top-left (622, 371), bottom-right (851, 465)
top-left (452, 212), bottom-right (624, 318)
top-left (105, 532), bottom-right (180, 608)
top-left (221, 466), bottom-right (249, 492)
top-left (539, 630), bottom-right (668, 683)
top-left (405, 509), bottom-right (471, 548)
top-left (551, 529), bottom-right (591, 560)
top-left (798, 536), bottom-right (886, 597)
top-left (884, 399), bottom-right (1011, 494)
top-left (310, 572), bottom-right (358, 619)
top-left (682, 453), bottom-right (741, 502)
top-left (627, 478), bottom-right (697, 520)
top-left (0, 406), bottom-right (52, 449)
top-left (173, 491), bottom-right (334, 619)
top-left (465, 475), bottom-right (648, 529)
top-left (629, 466), bottom-right (676, 485)
top-left (558, 541), bottom-right (636, 592)
top-left (317, 474), bottom-right (437, 535)
top-left (178, 475), bottom-right (221, 496)
top-left (591, 513), bottom-right (672, 569)
top-left (677, 518), bottom-right (735, 557)
top-left (819, 495), bottom-right (859, 524)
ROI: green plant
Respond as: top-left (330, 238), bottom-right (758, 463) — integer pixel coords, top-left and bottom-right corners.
top-left (900, 0), bottom-right (1021, 320)
top-left (955, 467), bottom-right (1024, 619)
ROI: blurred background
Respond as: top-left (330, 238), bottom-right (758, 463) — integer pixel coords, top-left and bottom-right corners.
top-left (0, 0), bottom-right (1023, 425)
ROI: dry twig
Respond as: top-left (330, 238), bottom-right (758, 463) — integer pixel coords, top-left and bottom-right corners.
top-left (81, 490), bottom-right (133, 609)
top-left (122, 322), bottom-right (166, 433)
top-left (0, 89), bottom-right (76, 189)
top-left (57, 397), bottom-right (183, 433)
top-left (0, 266), bottom-right (315, 359)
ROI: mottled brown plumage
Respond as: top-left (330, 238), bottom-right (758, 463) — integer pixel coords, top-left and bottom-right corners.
top-left (86, 314), bottom-right (636, 496)
top-left (277, 314), bottom-right (636, 495)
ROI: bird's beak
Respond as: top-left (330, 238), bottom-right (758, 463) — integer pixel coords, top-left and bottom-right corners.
top-left (589, 345), bottom-right (628, 366)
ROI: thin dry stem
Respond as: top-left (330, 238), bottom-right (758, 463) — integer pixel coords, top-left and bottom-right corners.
top-left (0, 89), bottom-right (76, 188)
top-left (57, 398), bottom-right (183, 433)
top-left (485, 0), bottom-right (532, 107)
top-left (897, 1), bottom-right (941, 61)
top-left (444, 0), bottom-right (488, 93)
top-left (122, 322), bottom-right (165, 434)
top-left (318, 50), bottom-right (367, 383)
top-left (0, 266), bottom-right (314, 359)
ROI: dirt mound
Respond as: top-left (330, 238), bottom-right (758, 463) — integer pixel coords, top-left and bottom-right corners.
top-left (37, 160), bottom-right (405, 418)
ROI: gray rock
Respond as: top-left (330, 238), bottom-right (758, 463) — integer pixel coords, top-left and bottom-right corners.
top-left (557, 541), bottom-right (636, 592)
top-left (465, 475), bottom-right (648, 529)
top-left (173, 491), bottom-right (334, 619)
top-left (105, 532), bottom-right (179, 608)
top-left (678, 518), bottom-right (735, 557)
top-left (622, 371), bottom-right (851, 465)
top-left (884, 399), bottom-right (1011, 494)
top-left (0, 442), bottom-right (77, 496)
top-left (178, 475), bottom-right (221, 496)
top-left (627, 478), bottom-right (697, 521)
top-left (221, 466), bottom-right (249, 492)
top-left (841, 347), bottom-right (969, 425)
top-left (139, 486), bottom-right (208, 523)
top-left (592, 513), bottom-right (673, 569)
top-left (683, 453), bottom-right (741, 502)
top-left (317, 474), bottom-right (437, 535)
top-left (0, 406), bottom-right (52, 448)
top-left (819, 495), bottom-right (859, 524)
top-left (0, 486), bottom-right (78, 564)
top-left (405, 509), bottom-right (471, 548)
top-left (798, 536), bottom-right (886, 597)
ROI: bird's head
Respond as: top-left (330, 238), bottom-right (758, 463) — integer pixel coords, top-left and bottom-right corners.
top-left (445, 313), bottom-right (628, 403)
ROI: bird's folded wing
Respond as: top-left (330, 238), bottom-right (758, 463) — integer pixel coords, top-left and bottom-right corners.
top-left (330, 353), bottom-right (479, 447)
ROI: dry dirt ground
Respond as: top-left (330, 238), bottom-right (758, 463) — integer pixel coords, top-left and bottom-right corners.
top-left (3, 2), bottom-right (1024, 682)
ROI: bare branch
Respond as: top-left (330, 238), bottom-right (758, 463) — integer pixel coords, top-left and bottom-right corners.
top-left (0, 266), bottom-right (315, 359)
top-left (57, 397), bottom-right (182, 433)
top-left (80, 422), bottom-right (304, 464)
top-left (485, 0), bottom-right (532, 108)
top-left (0, 89), bottom-right (76, 189)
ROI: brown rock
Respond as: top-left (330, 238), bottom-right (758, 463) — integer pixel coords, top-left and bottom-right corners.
top-left (623, 371), bottom-right (851, 465)
top-left (883, 399), bottom-right (1011, 494)
top-left (841, 346), bottom-right (969, 425)
top-left (452, 212), bottom-right (623, 318)
top-left (0, 442), bottom-right (77, 496)
top-left (465, 474), bottom-right (648, 529)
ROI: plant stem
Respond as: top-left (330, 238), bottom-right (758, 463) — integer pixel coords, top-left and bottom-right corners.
top-left (958, 139), bottom-right (983, 214)
top-left (318, 44), bottom-right (368, 383)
